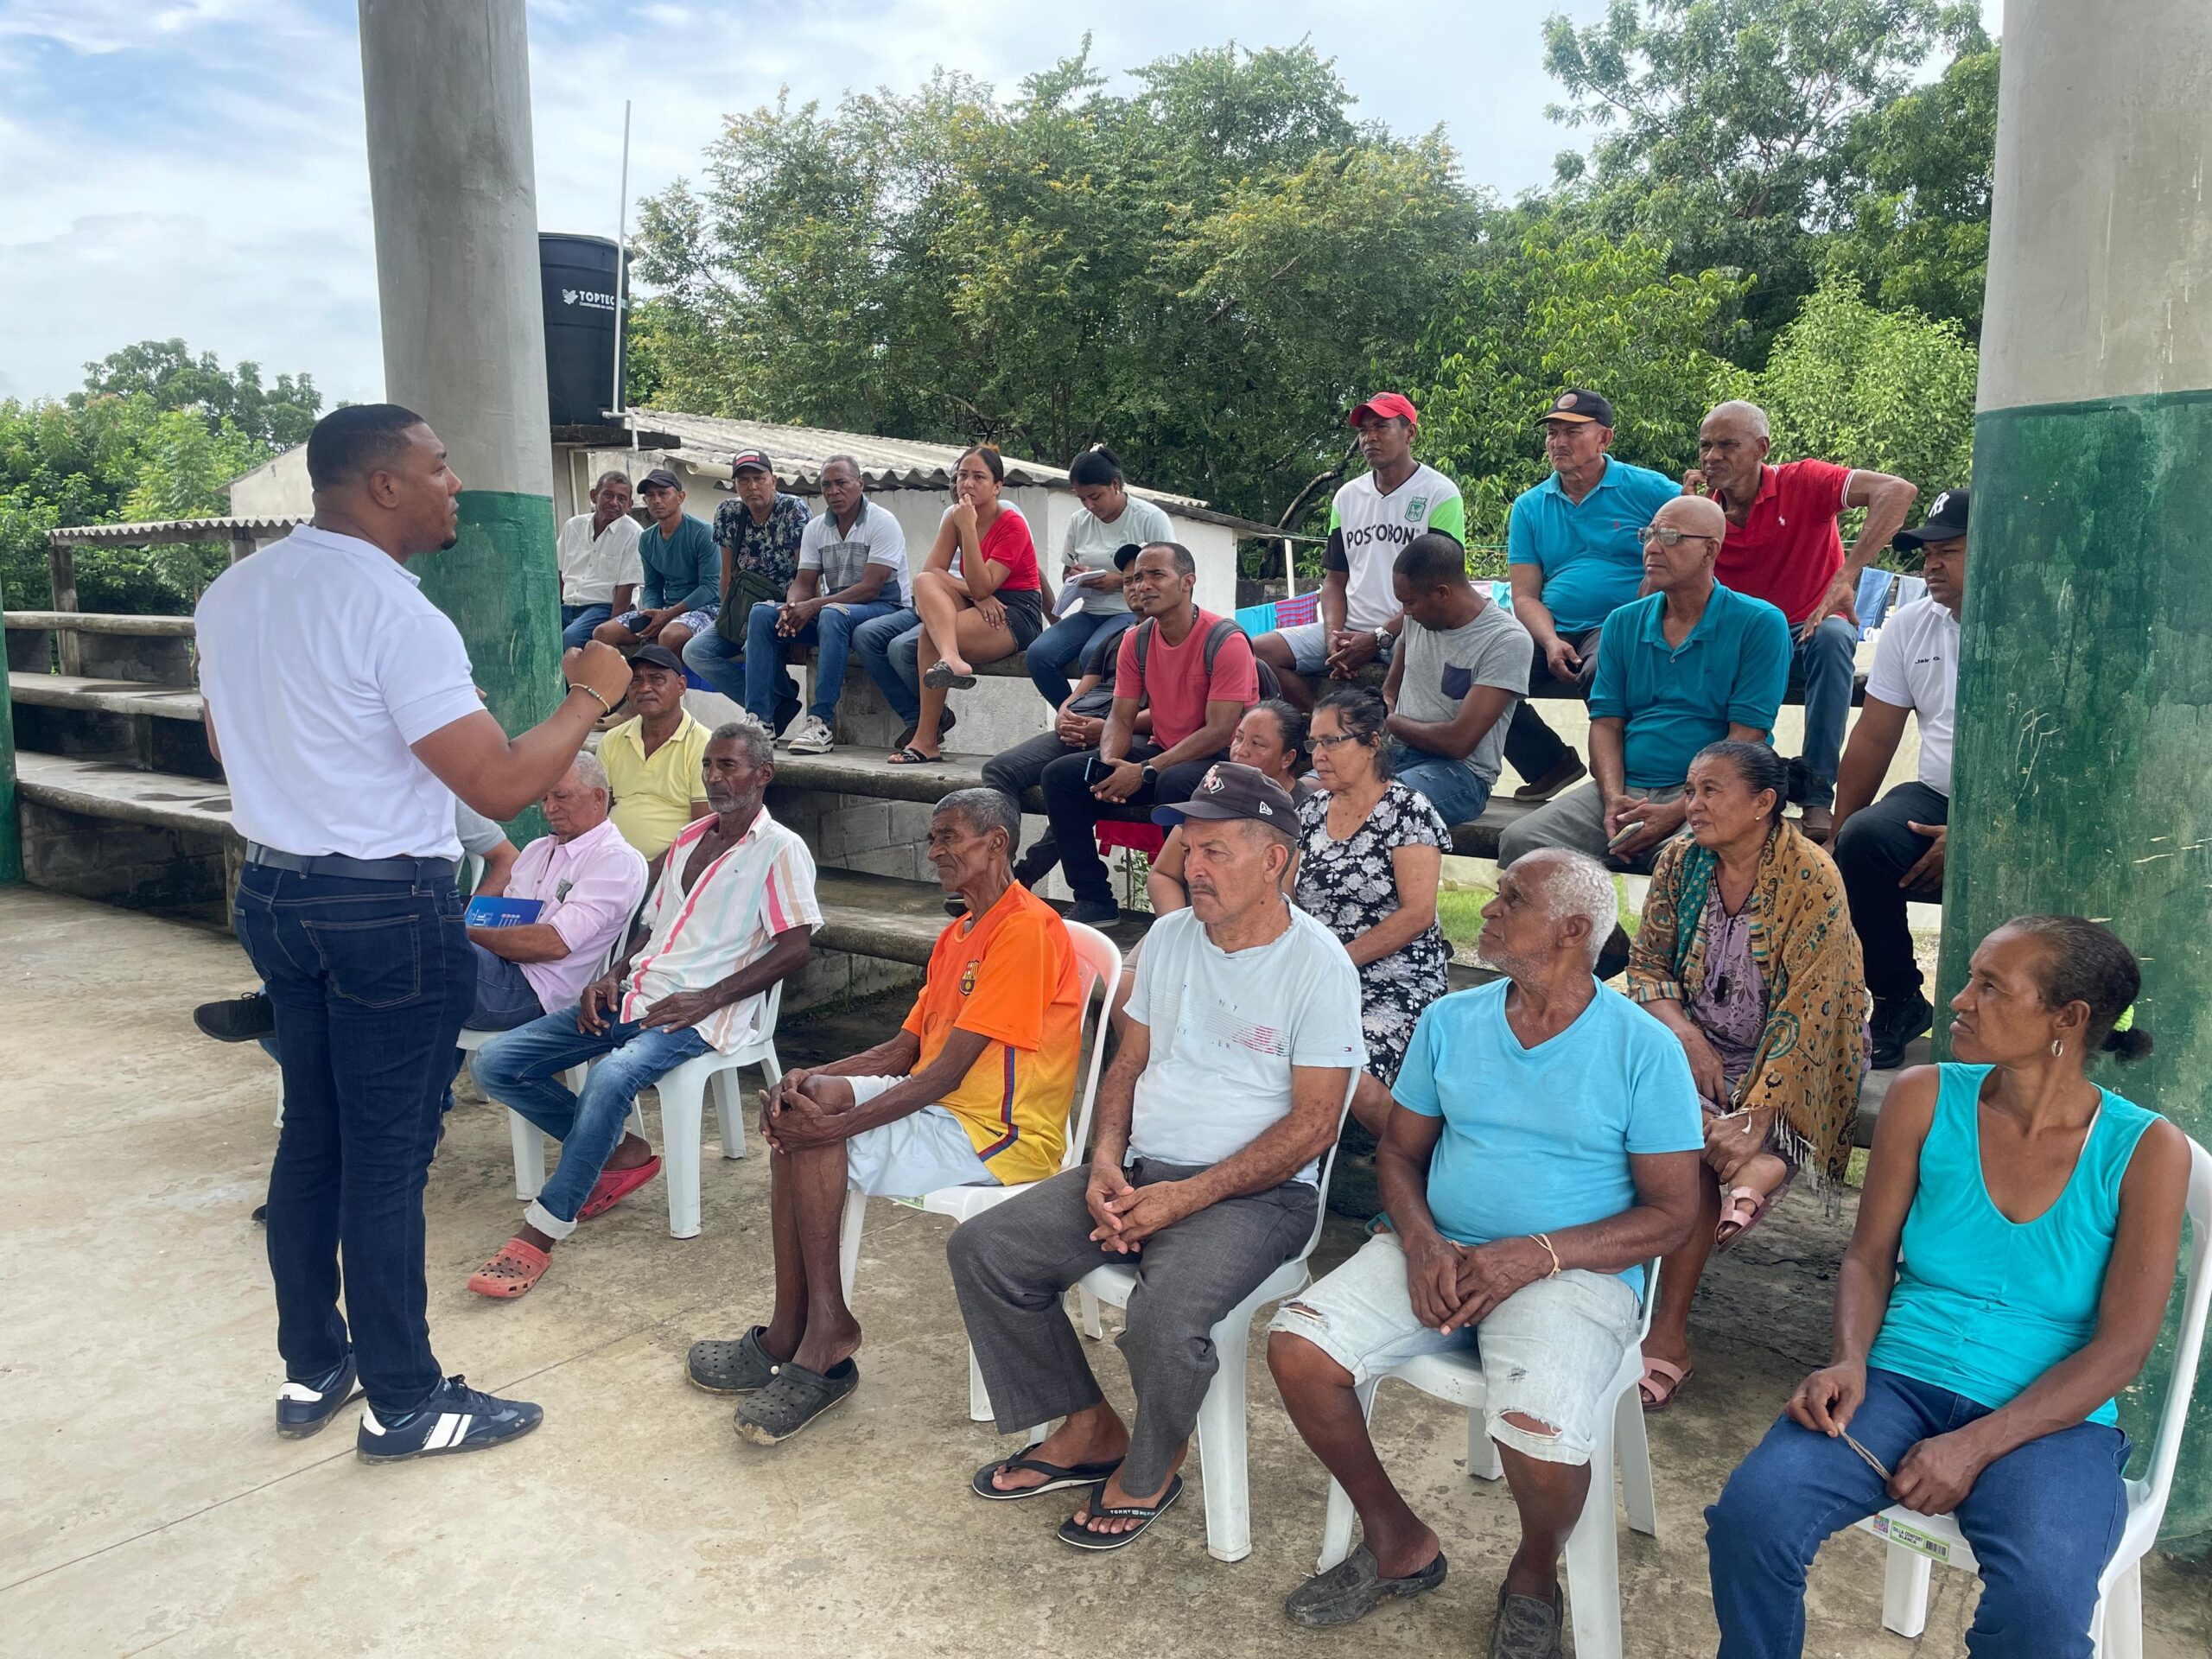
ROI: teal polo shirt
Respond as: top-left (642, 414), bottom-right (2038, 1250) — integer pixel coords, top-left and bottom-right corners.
top-left (1589, 583), bottom-right (1790, 791)
top-left (1506, 458), bottom-right (1683, 634)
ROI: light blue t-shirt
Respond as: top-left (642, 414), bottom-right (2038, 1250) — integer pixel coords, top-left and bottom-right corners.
top-left (1393, 980), bottom-right (1702, 1289)
top-left (1506, 459), bottom-right (1683, 635)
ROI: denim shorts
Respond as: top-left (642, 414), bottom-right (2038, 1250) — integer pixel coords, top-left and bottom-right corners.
top-left (841, 1078), bottom-right (1000, 1198)
top-left (1271, 1231), bottom-right (1638, 1465)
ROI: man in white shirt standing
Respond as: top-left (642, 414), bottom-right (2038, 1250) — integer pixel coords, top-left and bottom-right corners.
top-left (1252, 393), bottom-right (1467, 712)
top-left (196, 404), bottom-right (632, 1461)
top-left (555, 470), bottom-right (643, 649)
top-left (948, 763), bottom-right (1363, 1553)
top-left (1831, 488), bottom-right (1969, 1068)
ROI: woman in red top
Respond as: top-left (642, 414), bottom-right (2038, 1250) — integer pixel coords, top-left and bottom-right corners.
top-left (893, 444), bottom-right (1046, 764)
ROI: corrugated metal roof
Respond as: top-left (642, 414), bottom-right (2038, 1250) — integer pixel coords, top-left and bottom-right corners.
top-left (626, 409), bottom-right (1307, 541)
top-left (48, 516), bottom-right (303, 548)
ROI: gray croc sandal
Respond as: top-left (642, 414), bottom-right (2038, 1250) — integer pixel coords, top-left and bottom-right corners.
top-left (733, 1357), bottom-right (859, 1445)
top-left (1284, 1543), bottom-right (1447, 1627)
top-left (1055, 1474), bottom-right (1184, 1552)
top-left (686, 1325), bottom-right (779, 1395)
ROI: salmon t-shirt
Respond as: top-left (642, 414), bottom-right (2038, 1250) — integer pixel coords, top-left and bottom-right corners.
top-left (902, 883), bottom-right (1084, 1185)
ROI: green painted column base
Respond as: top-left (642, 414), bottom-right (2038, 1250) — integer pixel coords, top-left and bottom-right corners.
top-left (413, 488), bottom-right (564, 848)
top-left (1940, 387), bottom-right (2212, 1554)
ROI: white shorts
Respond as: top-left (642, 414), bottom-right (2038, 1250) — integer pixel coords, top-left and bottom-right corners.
top-left (841, 1077), bottom-right (999, 1198)
top-left (1269, 1231), bottom-right (1638, 1465)
top-left (1271, 620), bottom-right (1395, 676)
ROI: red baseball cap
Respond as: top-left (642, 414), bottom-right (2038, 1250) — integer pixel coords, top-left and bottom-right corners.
top-left (1348, 392), bottom-right (1419, 429)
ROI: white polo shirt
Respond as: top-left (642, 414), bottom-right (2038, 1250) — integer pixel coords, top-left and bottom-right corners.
top-left (555, 511), bottom-right (644, 607)
top-left (195, 524), bottom-right (482, 860)
top-left (1864, 594), bottom-right (1961, 795)
top-left (798, 498), bottom-right (912, 606)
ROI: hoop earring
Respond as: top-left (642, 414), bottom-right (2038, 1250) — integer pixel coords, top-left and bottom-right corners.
top-left (2050, 1039), bottom-right (2065, 1059)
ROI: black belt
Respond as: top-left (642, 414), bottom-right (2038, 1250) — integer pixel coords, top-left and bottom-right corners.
top-left (245, 842), bottom-right (458, 885)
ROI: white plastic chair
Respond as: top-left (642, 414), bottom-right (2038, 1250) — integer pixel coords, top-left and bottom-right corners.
top-left (836, 921), bottom-right (1123, 1419)
top-left (1853, 1135), bottom-right (2212, 1659)
top-left (1307, 1257), bottom-right (1662, 1659)
top-left (505, 982), bottom-right (785, 1239)
top-left (1066, 1071), bottom-right (1362, 1565)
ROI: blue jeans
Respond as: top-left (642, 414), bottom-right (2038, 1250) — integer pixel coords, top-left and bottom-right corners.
top-left (1707, 1366), bottom-right (2129, 1658)
top-left (462, 941), bottom-right (546, 1033)
top-left (232, 863), bottom-right (472, 1415)
top-left (1788, 616), bottom-right (1859, 809)
top-left (561, 603), bottom-right (612, 649)
top-left (1389, 745), bottom-right (1492, 826)
top-left (745, 595), bottom-right (905, 725)
top-left (852, 607), bottom-right (924, 728)
top-left (472, 1007), bottom-right (711, 1228)
top-left (681, 626), bottom-right (747, 703)
top-left (1027, 610), bottom-right (1135, 709)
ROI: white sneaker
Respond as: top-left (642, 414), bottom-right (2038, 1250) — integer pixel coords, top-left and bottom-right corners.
top-left (785, 714), bottom-right (835, 754)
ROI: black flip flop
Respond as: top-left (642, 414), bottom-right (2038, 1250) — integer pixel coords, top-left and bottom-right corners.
top-left (1055, 1474), bottom-right (1184, 1552)
top-left (922, 662), bottom-right (977, 690)
top-left (887, 746), bottom-right (944, 766)
top-left (732, 1357), bottom-right (858, 1445)
top-left (970, 1454), bottom-right (1124, 1502)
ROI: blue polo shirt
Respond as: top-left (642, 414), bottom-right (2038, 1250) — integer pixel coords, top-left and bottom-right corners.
top-left (1589, 583), bottom-right (1790, 790)
top-left (1506, 458), bottom-right (1682, 634)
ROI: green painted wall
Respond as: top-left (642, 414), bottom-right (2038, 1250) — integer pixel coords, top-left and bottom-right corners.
top-left (412, 487), bottom-right (563, 846)
top-left (0, 575), bottom-right (20, 887)
top-left (1939, 386), bottom-right (2212, 1551)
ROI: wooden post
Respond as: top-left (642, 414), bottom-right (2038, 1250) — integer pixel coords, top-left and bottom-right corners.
top-left (47, 541), bottom-right (80, 676)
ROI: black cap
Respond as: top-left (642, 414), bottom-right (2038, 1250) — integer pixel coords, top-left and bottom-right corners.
top-left (1537, 388), bottom-right (1614, 428)
top-left (639, 467), bottom-right (683, 493)
top-left (730, 448), bottom-right (773, 475)
top-left (1153, 762), bottom-right (1298, 834)
top-left (628, 644), bottom-right (685, 676)
top-left (1893, 487), bottom-right (1969, 550)
top-left (1111, 542), bottom-right (1147, 570)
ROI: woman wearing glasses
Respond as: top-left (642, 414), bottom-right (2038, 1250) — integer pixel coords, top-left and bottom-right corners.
top-left (1627, 740), bottom-right (1868, 1409)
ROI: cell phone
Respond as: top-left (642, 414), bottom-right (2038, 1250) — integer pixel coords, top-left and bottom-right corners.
top-left (1605, 821), bottom-right (1643, 852)
top-left (1084, 753), bottom-right (1106, 785)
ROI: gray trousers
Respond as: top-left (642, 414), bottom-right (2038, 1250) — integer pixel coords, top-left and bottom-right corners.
top-left (946, 1160), bottom-right (1318, 1494)
top-left (1496, 778), bottom-right (1688, 871)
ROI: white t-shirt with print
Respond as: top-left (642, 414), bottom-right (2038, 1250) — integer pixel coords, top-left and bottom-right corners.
top-left (1865, 595), bottom-right (1961, 795)
top-left (1123, 905), bottom-right (1366, 1185)
top-left (1325, 463), bottom-right (1468, 632)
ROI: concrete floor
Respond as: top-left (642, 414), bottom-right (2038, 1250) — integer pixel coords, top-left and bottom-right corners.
top-left (3, 887), bottom-right (2206, 1658)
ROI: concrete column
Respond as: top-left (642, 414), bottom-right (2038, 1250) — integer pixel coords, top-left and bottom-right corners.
top-left (358, 0), bottom-right (561, 833)
top-left (1942, 0), bottom-right (2212, 1551)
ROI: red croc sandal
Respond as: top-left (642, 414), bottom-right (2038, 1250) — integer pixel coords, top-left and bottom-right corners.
top-left (468, 1236), bottom-right (551, 1299)
top-left (579, 1155), bottom-right (663, 1221)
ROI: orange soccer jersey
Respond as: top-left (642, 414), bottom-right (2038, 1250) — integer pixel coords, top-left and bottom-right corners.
top-left (901, 884), bottom-right (1084, 1186)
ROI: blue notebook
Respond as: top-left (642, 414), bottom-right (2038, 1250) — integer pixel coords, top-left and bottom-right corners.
top-left (464, 895), bottom-right (544, 928)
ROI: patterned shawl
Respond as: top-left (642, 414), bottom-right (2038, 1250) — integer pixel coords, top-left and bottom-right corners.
top-left (1627, 820), bottom-right (1869, 1183)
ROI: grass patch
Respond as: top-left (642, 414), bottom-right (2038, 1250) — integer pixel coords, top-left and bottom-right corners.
top-left (1435, 877), bottom-right (1642, 955)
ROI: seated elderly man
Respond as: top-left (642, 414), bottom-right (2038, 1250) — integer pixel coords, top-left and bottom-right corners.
top-left (684, 787), bottom-right (1084, 1446)
top-left (467, 718), bottom-right (819, 1299)
top-left (1267, 848), bottom-right (1701, 1657)
top-left (458, 753), bottom-right (647, 1033)
top-left (1497, 494), bottom-right (1790, 874)
top-left (948, 763), bottom-right (1363, 1553)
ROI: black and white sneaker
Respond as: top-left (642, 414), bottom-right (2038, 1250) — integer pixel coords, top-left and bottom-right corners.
top-left (195, 991), bottom-right (276, 1043)
top-left (276, 1353), bottom-right (362, 1439)
top-left (356, 1375), bottom-right (543, 1464)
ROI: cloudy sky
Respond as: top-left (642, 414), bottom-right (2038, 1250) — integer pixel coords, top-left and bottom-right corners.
top-left (0, 1), bottom-right (1988, 408)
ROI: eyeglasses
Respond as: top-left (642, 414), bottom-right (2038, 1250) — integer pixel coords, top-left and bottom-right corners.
top-left (1637, 525), bottom-right (1719, 547)
top-left (1310, 732), bottom-right (1367, 751)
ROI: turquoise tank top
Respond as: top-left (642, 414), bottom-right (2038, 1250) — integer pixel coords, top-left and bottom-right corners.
top-left (1866, 1063), bottom-right (2158, 1426)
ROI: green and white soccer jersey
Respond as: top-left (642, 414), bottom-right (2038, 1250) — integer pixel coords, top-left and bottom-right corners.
top-left (1324, 464), bottom-right (1467, 631)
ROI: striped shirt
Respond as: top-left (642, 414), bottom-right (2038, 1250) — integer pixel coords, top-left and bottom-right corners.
top-left (619, 806), bottom-right (822, 1053)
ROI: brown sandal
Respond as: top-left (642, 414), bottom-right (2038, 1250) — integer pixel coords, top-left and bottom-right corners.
top-left (467, 1236), bottom-right (551, 1300)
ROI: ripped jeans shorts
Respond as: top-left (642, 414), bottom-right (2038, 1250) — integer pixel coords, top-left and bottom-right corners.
top-left (1269, 1231), bottom-right (1638, 1465)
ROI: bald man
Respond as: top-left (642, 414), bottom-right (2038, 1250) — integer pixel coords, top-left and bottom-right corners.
top-left (1497, 494), bottom-right (1791, 872)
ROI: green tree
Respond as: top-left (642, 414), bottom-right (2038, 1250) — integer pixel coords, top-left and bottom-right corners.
top-left (1414, 223), bottom-right (1747, 542)
top-left (1541, 0), bottom-right (1982, 353)
top-left (79, 338), bottom-right (321, 448)
top-left (1719, 273), bottom-right (1977, 556)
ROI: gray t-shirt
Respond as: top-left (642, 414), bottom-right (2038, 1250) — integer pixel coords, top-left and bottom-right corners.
top-left (1058, 494), bottom-right (1175, 616)
top-left (1124, 905), bottom-right (1366, 1185)
top-left (1394, 598), bottom-right (1531, 785)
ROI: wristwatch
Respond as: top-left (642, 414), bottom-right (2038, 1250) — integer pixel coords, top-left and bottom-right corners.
top-left (1370, 626), bottom-right (1391, 647)
top-left (1141, 763), bottom-right (1159, 785)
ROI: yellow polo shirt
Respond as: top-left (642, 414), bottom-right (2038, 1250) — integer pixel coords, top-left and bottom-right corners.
top-left (601, 710), bottom-right (710, 861)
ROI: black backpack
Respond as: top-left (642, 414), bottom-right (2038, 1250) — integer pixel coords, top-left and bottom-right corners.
top-left (1130, 613), bottom-right (1282, 703)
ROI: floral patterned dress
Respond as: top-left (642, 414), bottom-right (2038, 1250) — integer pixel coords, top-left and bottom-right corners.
top-left (1294, 781), bottom-right (1452, 1085)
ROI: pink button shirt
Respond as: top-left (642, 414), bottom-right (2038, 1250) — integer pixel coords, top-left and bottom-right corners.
top-left (507, 817), bottom-right (649, 1012)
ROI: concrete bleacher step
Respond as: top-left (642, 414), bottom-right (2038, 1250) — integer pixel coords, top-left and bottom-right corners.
top-left (15, 752), bottom-right (232, 834)
top-left (10, 672), bottom-right (203, 722)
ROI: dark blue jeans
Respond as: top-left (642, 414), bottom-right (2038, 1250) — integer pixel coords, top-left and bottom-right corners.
top-left (462, 940), bottom-right (546, 1033)
top-left (852, 607), bottom-right (924, 728)
top-left (1027, 610), bottom-right (1135, 709)
top-left (1707, 1366), bottom-right (2129, 1658)
top-left (743, 595), bottom-right (905, 725)
top-left (1388, 744), bottom-right (1492, 827)
top-left (561, 603), bottom-right (612, 649)
top-left (232, 864), bottom-right (473, 1416)
top-left (1787, 616), bottom-right (1859, 809)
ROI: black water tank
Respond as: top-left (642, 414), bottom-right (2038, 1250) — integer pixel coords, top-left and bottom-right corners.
top-left (540, 233), bottom-right (623, 425)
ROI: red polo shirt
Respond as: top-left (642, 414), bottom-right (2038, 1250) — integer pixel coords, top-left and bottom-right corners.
top-left (1710, 459), bottom-right (1853, 627)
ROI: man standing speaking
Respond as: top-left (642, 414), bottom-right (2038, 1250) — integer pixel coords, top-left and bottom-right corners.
top-left (197, 404), bottom-right (632, 1462)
